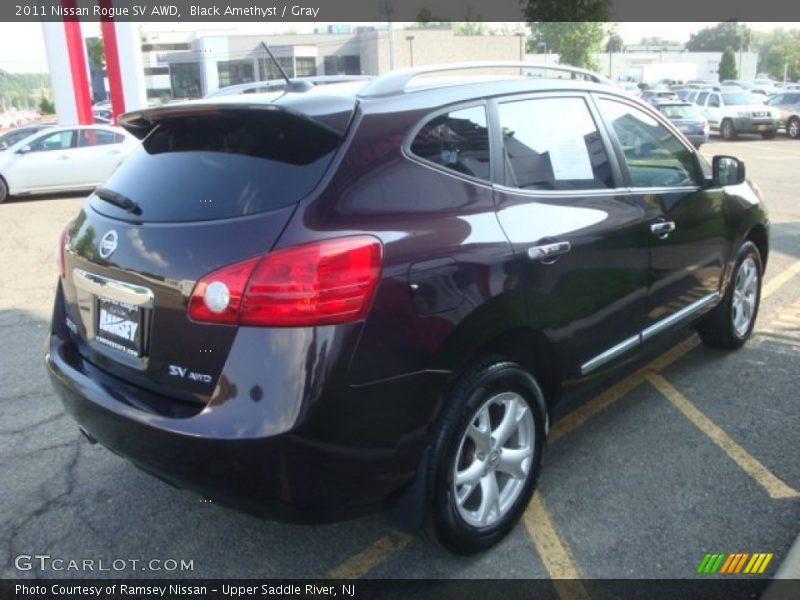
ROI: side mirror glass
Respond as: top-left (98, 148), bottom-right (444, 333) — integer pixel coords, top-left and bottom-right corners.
top-left (712, 155), bottom-right (745, 186)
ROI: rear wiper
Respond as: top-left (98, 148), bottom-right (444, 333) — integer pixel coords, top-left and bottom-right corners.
top-left (94, 187), bottom-right (139, 213)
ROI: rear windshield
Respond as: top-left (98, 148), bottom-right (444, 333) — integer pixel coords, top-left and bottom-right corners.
top-left (90, 109), bottom-right (340, 222)
top-left (658, 104), bottom-right (701, 119)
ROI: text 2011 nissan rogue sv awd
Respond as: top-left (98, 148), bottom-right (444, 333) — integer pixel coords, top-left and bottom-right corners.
top-left (45, 63), bottom-right (769, 554)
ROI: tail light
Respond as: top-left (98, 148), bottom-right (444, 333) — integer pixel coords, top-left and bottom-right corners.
top-left (188, 236), bottom-right (383, 327)
top-left (56, 221), bottom-right (72, 278)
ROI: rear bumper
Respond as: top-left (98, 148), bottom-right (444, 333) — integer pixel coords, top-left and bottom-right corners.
top-left (685, 132), bottom-right (709, 146)
top-left (45, 328), bottom-right (447, 523)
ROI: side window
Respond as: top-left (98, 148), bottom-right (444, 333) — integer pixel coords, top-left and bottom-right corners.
top-left (708, 94), bottom-right (721, 108)
top-left (598, 99), bottom-right (701, 188)
top-left (28, 130), bottom-right (74, 152)
top-left (497, 96), bottom-right (613, 191)
top-left (696, 92), bottom-right (709, 106)
top-left (79, 129), bottom-right (118, 147)
top-left (409, 106), bottom-right (490, 181)
top-left (787, 94), bottom-right (800, 105)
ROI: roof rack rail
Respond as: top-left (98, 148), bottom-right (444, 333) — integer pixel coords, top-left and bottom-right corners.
top-left (206, 75), bottom-right (373, 98)
top-left (357, 62), bottom-right (613, 98)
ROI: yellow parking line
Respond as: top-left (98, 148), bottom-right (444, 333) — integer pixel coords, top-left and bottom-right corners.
top-left (325, 530), bottom-right (412, 579)
top-left (524, 493), bottom-right (591, 599)
top-left (762, 261), bottom-right (800, 300)
top-left (646, 373), bottom-right (799, 500)
top-left (549, 336), bottom-right (701, 444)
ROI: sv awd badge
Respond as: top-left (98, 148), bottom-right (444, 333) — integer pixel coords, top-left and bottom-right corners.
top-left (168, 365), bottom-right (212, 384)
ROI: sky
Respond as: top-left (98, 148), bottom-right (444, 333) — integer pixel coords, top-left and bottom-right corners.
top-left (0, 21), bottom-right (794, 73)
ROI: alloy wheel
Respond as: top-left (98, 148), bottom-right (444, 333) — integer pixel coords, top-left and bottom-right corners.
top-left (788, 119), bottom-right (800, 139)
top-left (732, 256), bottom-right (758, 337)
top-left (452, 391), bottom-right (535, 528)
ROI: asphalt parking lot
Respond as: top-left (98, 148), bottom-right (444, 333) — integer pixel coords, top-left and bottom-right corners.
top-left (0, 136), bottom-right (798, 588)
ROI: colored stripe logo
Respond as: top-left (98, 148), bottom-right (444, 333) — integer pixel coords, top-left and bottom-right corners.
top-left (697, 552), bottom-right (773, 574)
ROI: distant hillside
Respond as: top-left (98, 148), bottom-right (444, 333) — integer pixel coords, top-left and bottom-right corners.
top-left (0, 69), bottom-right (51, 110)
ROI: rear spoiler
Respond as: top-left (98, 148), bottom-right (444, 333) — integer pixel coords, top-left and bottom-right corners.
top-left (118, 100), bottom-right (354, 140)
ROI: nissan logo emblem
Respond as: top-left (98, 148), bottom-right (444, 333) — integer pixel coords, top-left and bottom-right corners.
top-left (98, 230), bottom-right (118, 259)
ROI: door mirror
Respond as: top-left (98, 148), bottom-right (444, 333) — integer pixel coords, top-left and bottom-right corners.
top-left (17, 145), bottom-right (32, 155)
top-left (712, 155), bottom-right (745, 186)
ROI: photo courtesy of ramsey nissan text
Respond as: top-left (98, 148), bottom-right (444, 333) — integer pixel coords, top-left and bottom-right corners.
top-left (0, 0), bottom-right (798, 599)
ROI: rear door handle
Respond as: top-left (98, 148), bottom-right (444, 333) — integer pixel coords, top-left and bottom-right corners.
top-left (651, 220), bottom-right (676, 239)
top-left (527, 241), bottom-right (571, 262)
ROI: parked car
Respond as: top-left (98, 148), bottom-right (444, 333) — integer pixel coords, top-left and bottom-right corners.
top-left (753, 79), bottom-right (781, 96)
top-left (0, 125), bottom-right (138, 203)
top-left (655, 100), bottom-right (709, 147)
top-left (721, 80), bottom-right (774, 96)
top-left (45, 63), bottom-right (769, 554)
top-left (765, 92), bottom-right (800, 139)
top-left (0, 123), bottom-right (56, 150)
top-left (696, 90), bottom-right (778, 139)
top-left (640, 89), bottom-right (680, 106)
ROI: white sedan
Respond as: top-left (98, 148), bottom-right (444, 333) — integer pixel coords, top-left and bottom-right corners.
top-left (0, 125), bottom-right (138, 203)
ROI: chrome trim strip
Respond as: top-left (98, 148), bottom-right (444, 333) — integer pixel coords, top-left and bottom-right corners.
top-left (494, 184), bottom-right (622, 198)
top-left (72, 269), bottom-right (154, 308)
top-left (581, 334), bottom-right (641, 375)
top-left (641, 292), bottom-right (720, 342)
top-left (580, 291), bottom-right (720, 375)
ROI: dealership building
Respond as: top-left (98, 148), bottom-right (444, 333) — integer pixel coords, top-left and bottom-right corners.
top-left (145, 27), bottom-right (524, 99)
top-left (135, 25), bottom-right (761, 101)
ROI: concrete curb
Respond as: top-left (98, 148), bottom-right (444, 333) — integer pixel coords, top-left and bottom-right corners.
top-left (761, 533), bottom-right (800, 600)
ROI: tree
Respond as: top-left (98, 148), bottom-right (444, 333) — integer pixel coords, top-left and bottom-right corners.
top-left (453, 22), bottom-right (489, 36)
top-left (39, 96), bottom-right (55, 115)
top-left (686, 22), bottom-right (752, 52)
top-left (754, 28), bottom-right (800, 81)
top-left (523, 0), bottom-right (610, 21)
top-left (86, 37), bottom-right (105, 70)
top-left (606, 29), bottom-right (624, 53)
top-left (528, 22), bottom-right (606, 70)
top-left (638, 37), bottom-right (680, 49)
top-left (719, 46), bottom-right (738, 80)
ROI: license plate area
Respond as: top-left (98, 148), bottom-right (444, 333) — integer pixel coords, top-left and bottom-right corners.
top-left (96, 297), bottom-right (144, 357)
top-left (756, 124), bottom-right (769, 131)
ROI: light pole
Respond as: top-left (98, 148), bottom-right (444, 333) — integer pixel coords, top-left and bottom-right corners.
top-left (516, 31), bottom-right (526, 75)
top-left (406, 35), bottom-right (415, 67)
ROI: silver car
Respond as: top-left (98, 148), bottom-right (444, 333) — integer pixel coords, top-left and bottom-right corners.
top-left (766, 92), bottom-right (800, 139)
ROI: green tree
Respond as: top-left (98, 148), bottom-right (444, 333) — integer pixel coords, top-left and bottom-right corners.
top-left (523, 0), bottom-right (610, 21)
top-left (528, 22), bottom-right (606, 71)
top-left (86, 37), bottom-right (105, 70)
top-left (686, 22), bottom-right (752, 52)
top-left (453, 22), bottom-right (489, 36)
top-left (754, 28), bottom-right (800, 81)
top-left (719, 46), bottom-right (738, 80)
top-left (39, 97), bottom-right (55, 114)
top-left (606, 27), bottom-right (624, 52)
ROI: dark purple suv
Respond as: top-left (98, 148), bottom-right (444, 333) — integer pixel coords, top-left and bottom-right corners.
top-left (45, 64), bottom-right (769, 554)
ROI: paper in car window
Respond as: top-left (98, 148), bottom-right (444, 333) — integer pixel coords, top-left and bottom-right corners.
top-left (548, 134), bottom-right (594, 180)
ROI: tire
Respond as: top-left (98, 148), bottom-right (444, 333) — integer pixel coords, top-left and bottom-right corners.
top-left (0, 177), bottom-right (7, 204)
top-left (787, 117), bottom-right (800, 140)
top-left (761, 130), bottom-right (777, 140)
top-left (697, 241), bottom-right (762, 350)
top-left (720, 119), bottom-right (737, 140)
top-left (425, 358), bottom-right (546, 554)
